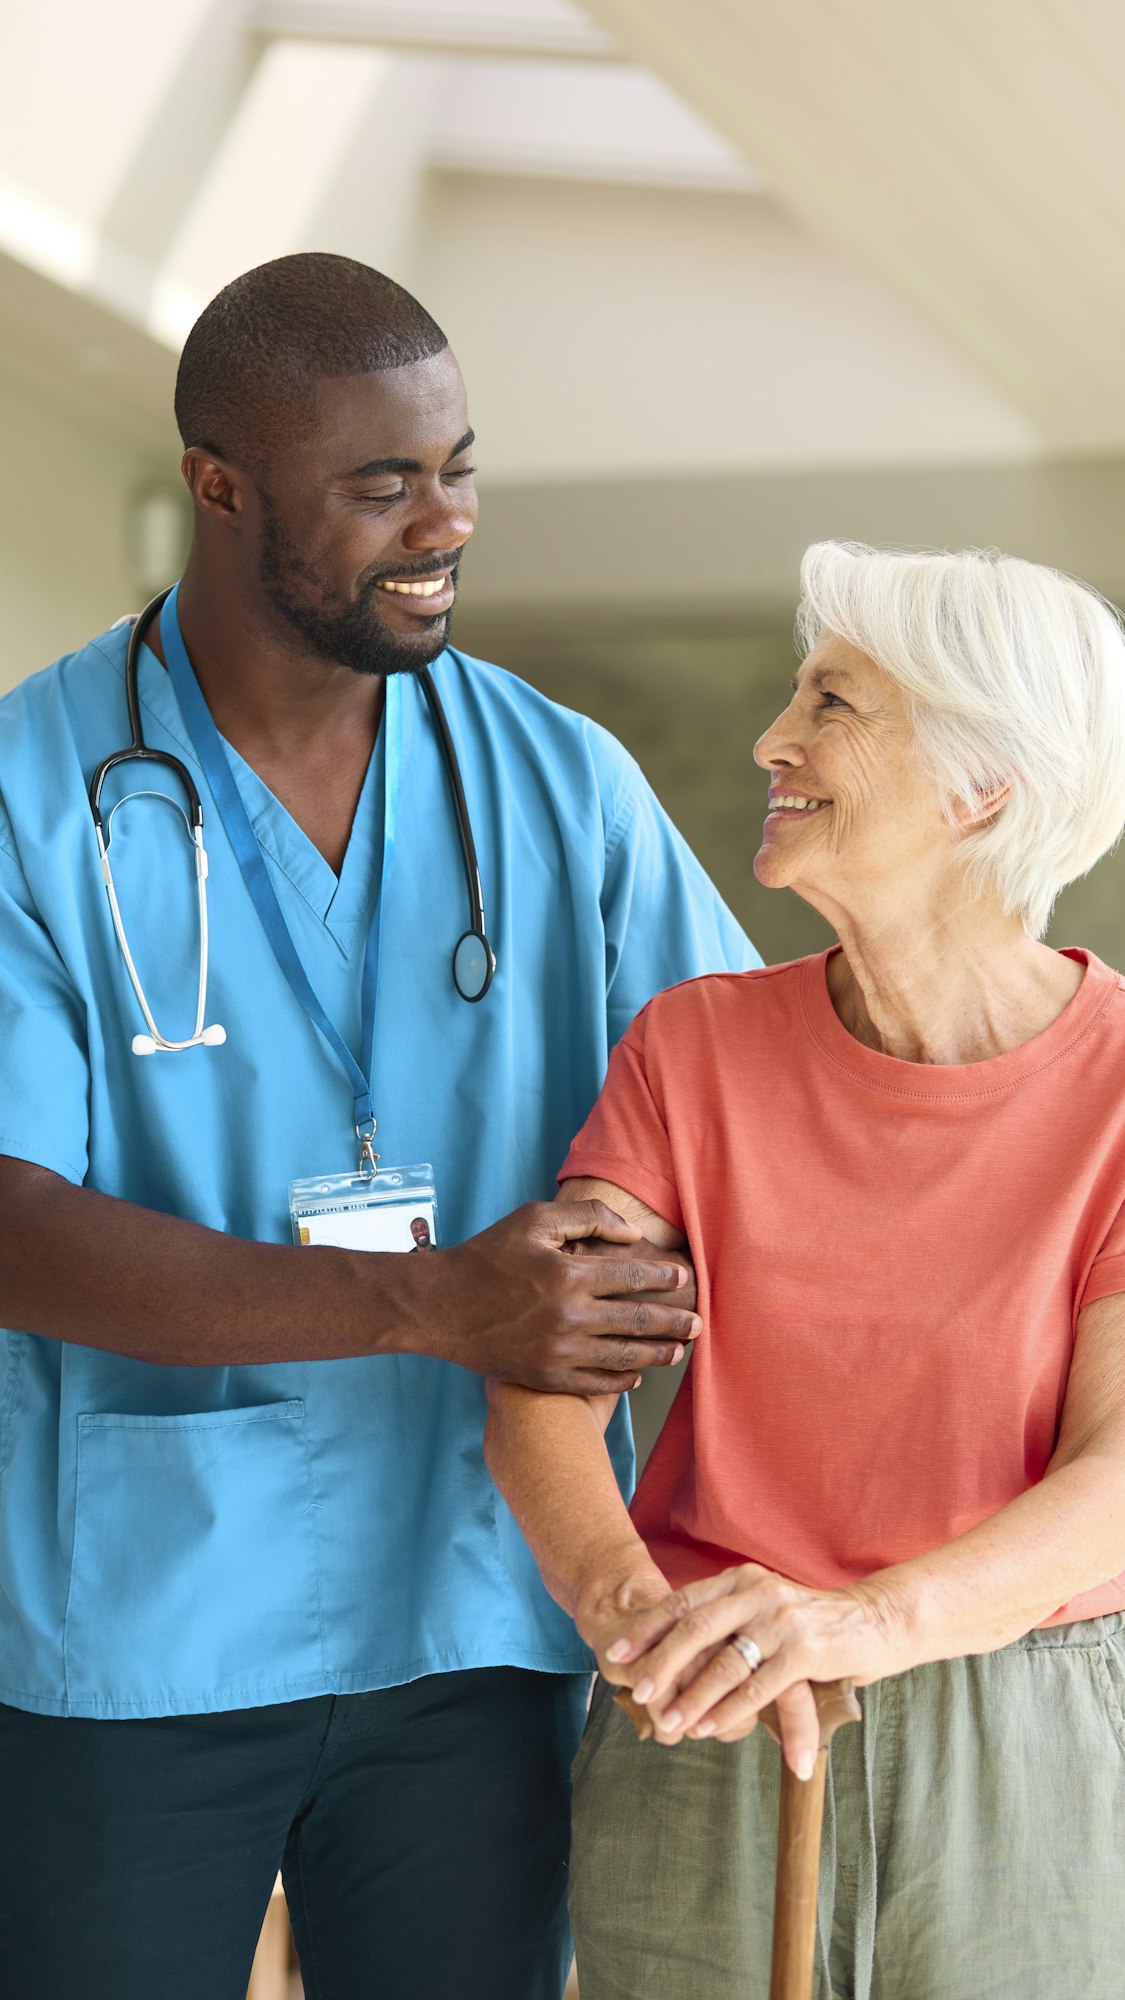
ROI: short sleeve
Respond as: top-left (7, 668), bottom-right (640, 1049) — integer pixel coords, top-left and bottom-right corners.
top-left (560, 1008), bottom-right (684, 1234)
top-left (0, 838), bottom-right (91, 1183)
top-left (1081, 1208), bottom-right (1125, 1310)
top-left (598, 740), bottom-right (759, 1048)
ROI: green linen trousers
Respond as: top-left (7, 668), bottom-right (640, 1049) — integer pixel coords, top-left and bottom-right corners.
top-left (569, 1613), bottom-right (1125, 2000)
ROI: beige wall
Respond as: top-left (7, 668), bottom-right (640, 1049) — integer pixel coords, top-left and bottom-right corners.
top-left (457, 610), bottom-right (1125, 975)
top-left (0, 367), bottom-right (155, 685)
top-left (418, 174), bottom-right (1035, 483)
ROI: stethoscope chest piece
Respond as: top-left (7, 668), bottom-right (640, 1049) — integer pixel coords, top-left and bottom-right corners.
top-left (453, 928), bottom-right (496, 1003)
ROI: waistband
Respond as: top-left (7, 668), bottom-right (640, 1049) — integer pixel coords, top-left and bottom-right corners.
top-left (1013, 1611), bottom-right (1125, 1649)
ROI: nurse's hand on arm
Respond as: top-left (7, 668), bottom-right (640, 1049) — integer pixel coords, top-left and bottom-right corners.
top-left (0, 1157), bottom-right (698, 1392)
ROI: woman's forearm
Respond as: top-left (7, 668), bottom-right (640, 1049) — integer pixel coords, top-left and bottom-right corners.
top-left (595, 1436), bottom-right (1125, 1758)
top-left (484, 1382), bottom-right (663, 1616)
top-left (865, 1441), bottom-right (1125, 1664)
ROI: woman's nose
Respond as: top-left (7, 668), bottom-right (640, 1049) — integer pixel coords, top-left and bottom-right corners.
top-left (754, 703), bottom-right (803, 771)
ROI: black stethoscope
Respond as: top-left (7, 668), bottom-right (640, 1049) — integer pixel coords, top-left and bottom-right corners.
top-left (88, 590), bottom-right (496, 1055)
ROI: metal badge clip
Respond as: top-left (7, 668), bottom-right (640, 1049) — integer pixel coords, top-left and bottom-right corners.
top-left (356, 1119), bottom-right (380, 1179)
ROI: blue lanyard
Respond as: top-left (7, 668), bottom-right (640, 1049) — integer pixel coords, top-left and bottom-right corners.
top-left (160, 583), bottom-right (401, 1162)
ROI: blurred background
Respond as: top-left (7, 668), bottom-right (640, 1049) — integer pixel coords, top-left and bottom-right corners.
top-left (8, 0), bottom-right (1125, 972)
top-left (5, 3), bottom-right (1125, 1991)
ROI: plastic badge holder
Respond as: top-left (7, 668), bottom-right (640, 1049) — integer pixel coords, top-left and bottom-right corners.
top-left (290, 1164), bottom-right (439, 1253)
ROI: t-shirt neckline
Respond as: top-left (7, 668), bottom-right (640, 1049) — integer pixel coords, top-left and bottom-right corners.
top-left (800, 945), bottom-right (1116, 1100)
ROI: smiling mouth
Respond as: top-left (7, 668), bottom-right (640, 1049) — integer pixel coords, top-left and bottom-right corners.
top-left (375, 574), bottom-right (450, 597)
top-left (766, 794), bottom-right (831, 815)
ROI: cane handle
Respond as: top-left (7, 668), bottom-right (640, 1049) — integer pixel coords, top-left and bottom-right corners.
top-left (810, 1676), bottom-right (862, 1747)
top-left (612, 1676), bottom-right (861, 1748)
top-left (612, 1686), bottom-right (654, 1738)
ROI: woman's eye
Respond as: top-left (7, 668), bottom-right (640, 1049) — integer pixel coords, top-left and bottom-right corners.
top-left (445, 467), bottom-right (477, 482)
top-left (363, 490), bottom-right (405, 505)
top-left (819, 690), bottom-right (848, 710)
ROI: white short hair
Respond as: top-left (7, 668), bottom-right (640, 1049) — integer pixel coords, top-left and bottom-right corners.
top-left (796, 541), bottom-right (1125, 937)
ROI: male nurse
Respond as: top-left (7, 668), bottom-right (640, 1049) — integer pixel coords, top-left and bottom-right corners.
top-left (0, 253), bottom-right (757, 2000)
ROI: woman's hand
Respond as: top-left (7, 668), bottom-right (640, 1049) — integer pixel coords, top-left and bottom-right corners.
top-left (573, 1558), bottom-right (679, 1683)
top-left (599, 1562), bottom-right (913, 1773)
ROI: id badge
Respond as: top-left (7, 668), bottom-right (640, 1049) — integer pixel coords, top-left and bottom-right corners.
top-left (289, 1163), bottom-right (439, 1253)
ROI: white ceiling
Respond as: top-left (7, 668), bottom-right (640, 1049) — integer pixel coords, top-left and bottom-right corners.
top-left (0, 0), bottom-right (1100, 475)
top-left (12, 0), bottom-right (1125, 673)
top-left (0, 0), bottom-right (756, 363)
top-left (582, 0), bottom-right (1125, 453)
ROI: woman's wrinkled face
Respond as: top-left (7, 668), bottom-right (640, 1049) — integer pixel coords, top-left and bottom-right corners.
top-left (753, 632), bottom-right (955, 913)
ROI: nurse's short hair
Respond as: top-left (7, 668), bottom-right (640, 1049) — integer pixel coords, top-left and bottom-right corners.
top-left (175, 253), bottom-right (448, 477)
top-left (796, 541), bottom-right (1125, 937)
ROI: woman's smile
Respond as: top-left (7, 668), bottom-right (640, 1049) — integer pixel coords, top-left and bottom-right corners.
top-left (765, 789), bottom-right (832, 818)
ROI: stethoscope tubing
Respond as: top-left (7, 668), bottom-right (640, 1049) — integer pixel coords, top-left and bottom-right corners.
top-left (96, 815), bottom-right (212, 1051)
top-left (88, 589), bottom-right (495, 1052)
top-left (89, 589), bottom-right (203, 837)
top-left (416, 662), bottom-right (495, 1002)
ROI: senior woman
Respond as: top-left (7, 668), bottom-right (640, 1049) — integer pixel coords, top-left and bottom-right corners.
top-left (484, 542), bottom-right (1125, 2000)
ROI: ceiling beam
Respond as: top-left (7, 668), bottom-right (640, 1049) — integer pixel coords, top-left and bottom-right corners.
top-left (250, 0), bottom-right (617, 60)
top-left (427, 58), bottom-right (760, 191)
top-left (150, 42), bottom-right (434, 345)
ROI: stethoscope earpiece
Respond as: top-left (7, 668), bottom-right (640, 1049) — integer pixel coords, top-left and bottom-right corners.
top-left (132, 1021), bottom-right (225, 1057)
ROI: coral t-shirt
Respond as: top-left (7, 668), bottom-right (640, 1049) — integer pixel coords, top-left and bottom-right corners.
top-left (561, 949), bottom-right (1125, 1627)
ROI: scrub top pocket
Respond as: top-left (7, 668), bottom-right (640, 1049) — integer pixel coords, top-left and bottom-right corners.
top-left (63, 1400), bottom-right (326, 1716)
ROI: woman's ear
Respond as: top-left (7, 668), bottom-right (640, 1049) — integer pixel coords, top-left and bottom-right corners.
top-left (955, 781), bottom-right (1012, 830)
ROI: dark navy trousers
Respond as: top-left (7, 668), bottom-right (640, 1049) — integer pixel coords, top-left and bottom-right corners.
top-left (0, 1666), bottom-right (588, 2000)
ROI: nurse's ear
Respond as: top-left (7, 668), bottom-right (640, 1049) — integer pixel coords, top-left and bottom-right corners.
top-left (180, 447), bottom-right (245, 524)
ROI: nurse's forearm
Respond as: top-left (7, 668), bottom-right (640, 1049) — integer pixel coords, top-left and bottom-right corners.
top-left (0, 1161), bottom-right (426, 1366)
top-left (0, 1159), bottom-right (696, 1382)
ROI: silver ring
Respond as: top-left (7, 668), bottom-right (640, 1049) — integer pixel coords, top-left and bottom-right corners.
top-left (730, 1634), bottom-right (763, 1674)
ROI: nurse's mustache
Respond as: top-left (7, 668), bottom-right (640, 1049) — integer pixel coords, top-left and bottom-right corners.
top-left (363, 555), bottom-right (462, 589)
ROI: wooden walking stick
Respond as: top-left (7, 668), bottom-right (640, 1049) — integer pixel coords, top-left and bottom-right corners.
top-left (766, 1679), bottom-right (860, 2000)
top-left (613, 1677), bottom-right (861, 2000)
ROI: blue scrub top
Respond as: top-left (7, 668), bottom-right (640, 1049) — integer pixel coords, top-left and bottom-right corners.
top-left (0, 622), bottom-right (758, 1719)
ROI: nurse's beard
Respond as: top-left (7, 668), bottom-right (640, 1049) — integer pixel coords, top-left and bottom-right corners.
top-left (257, 509), bottom-right (454, 679)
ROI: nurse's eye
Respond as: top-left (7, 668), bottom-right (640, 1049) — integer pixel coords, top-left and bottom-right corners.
top-left (443, 467), bottom-right (477, 482)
